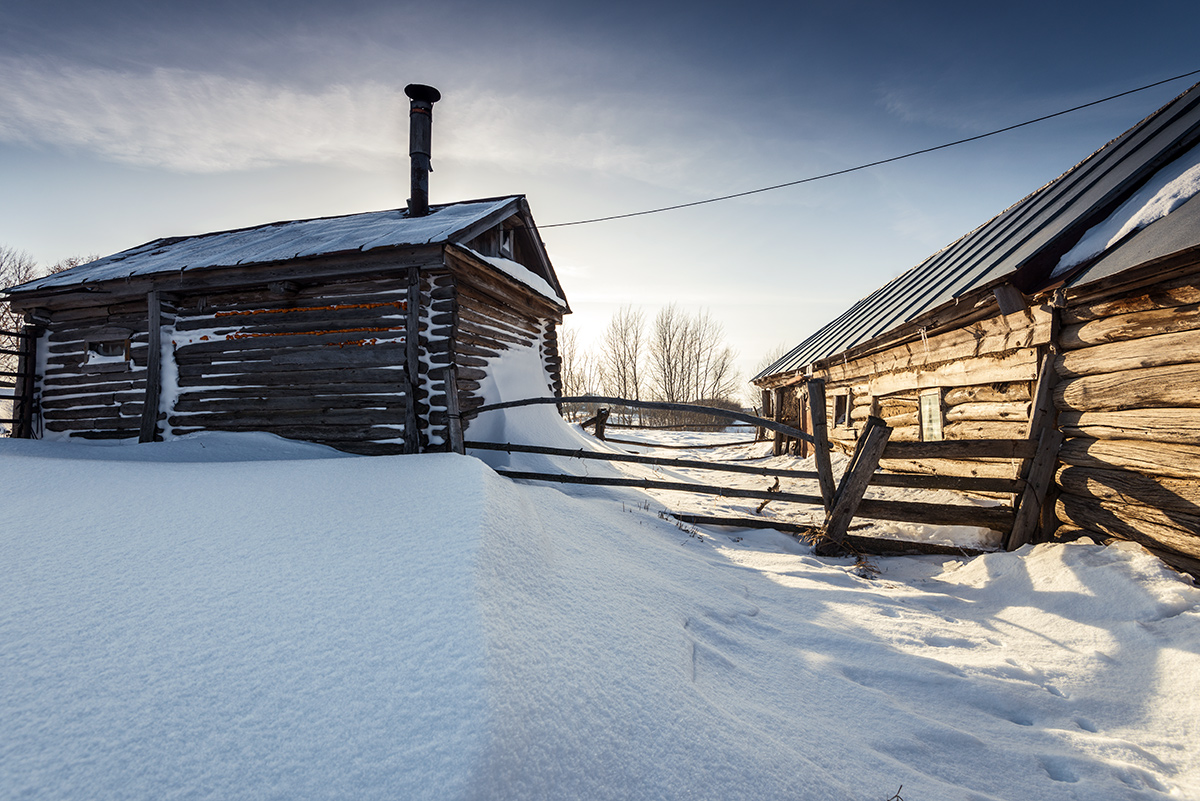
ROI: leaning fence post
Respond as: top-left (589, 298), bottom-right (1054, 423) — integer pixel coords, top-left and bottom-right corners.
top-left (807, 378), bottom-right (836, 512)
top-left (819, 419), bottom-right (892, 553)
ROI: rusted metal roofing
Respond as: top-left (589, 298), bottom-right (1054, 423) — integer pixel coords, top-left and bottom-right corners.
top-left (10, 196), bottom-right (522, 293)
top-left (757, 82), bottom-right (1200, 382)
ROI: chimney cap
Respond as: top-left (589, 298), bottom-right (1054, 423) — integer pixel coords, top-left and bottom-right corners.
top-left (404, 84), bottom-right (441, 104)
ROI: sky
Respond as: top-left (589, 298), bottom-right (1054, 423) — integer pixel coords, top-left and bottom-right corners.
top-left (2, 0), bottom-right (1199, 390)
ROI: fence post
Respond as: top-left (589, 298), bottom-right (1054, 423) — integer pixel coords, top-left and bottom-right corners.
top-left (807, 378), bottom-right (836, 512)
top-left (819, 420), bottom-right (892, 552)
top-left (594, 407), bottom-right (609, 440)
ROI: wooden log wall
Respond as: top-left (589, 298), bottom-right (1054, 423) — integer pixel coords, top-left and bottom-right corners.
top-left (167, 276), bottom-right (413, 455)
top-left (38, 299), bottom-right (151, 440)
top-left (817, 306), bottom-right (1049, 458)
top-left (1052, 266), bottom-right (1200, 571)
top-left (446, 251), bottom-right (564, 440)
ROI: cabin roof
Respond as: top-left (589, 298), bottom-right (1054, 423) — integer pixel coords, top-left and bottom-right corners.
top-left (757, 82), bottom-right (1200, 383)
top-left (8, 195), bottom-right (566, 306)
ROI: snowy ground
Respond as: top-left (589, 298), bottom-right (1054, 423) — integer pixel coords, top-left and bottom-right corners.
top-left (2, 416), bottom-right (1199, 800)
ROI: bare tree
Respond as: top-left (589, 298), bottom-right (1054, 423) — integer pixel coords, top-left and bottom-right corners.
top-left (597, 306), bottom-right (645, 423)
top-left (647, 304), bottom-right (739, 408)
top-left (558, 325), bottom-right (600, 421)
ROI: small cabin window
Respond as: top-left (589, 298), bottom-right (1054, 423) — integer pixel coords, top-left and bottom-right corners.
top-left (832, 391), bottom-right (850, 427)
top-left (500, 228), bottom-right (515, 259)
top-left (919, 388), bottom-right (944, 441)
top-left (85, 339), bottom-right (130, 365)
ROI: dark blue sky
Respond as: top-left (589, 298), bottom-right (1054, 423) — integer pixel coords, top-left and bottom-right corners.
top-left (3, 0), bottom-right (1198, 377)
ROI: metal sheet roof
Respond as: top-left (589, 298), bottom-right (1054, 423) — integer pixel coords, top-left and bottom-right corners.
top-left (10, 197), bottom-right (521, 293)
top-left (758, 82), bottom-right (1200, 382)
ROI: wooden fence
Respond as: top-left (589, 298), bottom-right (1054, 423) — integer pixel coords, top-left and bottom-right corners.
top-left (0, 327), bottom-right (36, 437)
top-left (460, 383), bottom-right (1058, 556)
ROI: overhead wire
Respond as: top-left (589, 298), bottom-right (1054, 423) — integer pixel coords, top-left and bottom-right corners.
top-left (539, 67), bottom-right (1200, 229)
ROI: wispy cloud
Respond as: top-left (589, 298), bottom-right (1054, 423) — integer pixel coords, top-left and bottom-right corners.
top-left (0, 57), bottom-right (711, 186)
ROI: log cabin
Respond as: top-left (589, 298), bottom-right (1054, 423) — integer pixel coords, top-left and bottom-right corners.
top-left (1, 85), bottom-right (570, 455)
top-left (755, 81), bottom-right (1200, 574)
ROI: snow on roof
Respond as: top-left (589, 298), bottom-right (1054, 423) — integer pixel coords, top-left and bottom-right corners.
top-left (457, 245), bottom-right (566, 306)
top-left (14, 197), bottom-right (521, 292)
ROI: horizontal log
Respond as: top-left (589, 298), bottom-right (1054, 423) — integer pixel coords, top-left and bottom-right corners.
top-left (819, 306), bottom-right (1052, 386)
top-left (883, 438), bottom-right (1035, 460)
top-left (879, 458), bottom-right (1018, 480)
top-left (465, 395), bottom-right (814, 443)
top-left (42, 372), bottom-right (146, 389)
top-left (945, 421), bottom-right (1028, 440)
top-left (1056, 328), bottom-right (1200, 379)
top-left (943, 383), bottom-right (1031, 406)
top-left (1056, 494), bottom-right (1200, 559)
top-left (173, 306), bottom-right (407, 335)
top-left (1060, 301), bottom-right (1200, 349)
top-left (173, 330), bottom-right (405, 356)
top-left (465, 441), bottom-right (821, 480)
top-left (869, 472), bottom-right (1022, 493)
top-left (945, 401), bottom-right (1030, 422)
top-left (168, 422), bottom-right (405, 439)
top-left (169, 408), bottom-right (405, 428)
top-left (853, 498), bottom-right (1013, 532)
top-left (886, 425), bottom-right (921, 442)
top-left (44, 404), bottom-right (143, 421)
top-left (1058, 436), bottom-right (1200, 480)
top-left (172, 394), bottom-right (404, 414)
top-left (859, 348), bottom-right (1040, 397)
top-left (494, 470), bottom-right (824, 506)
top-left (1058, 408), bottom-right (1200, 446)
top-left (1057, 464), bottom-right (1200, 518)
top-left (1054, 362), bottom-right (1200, 412)
top-left (175, 383), bottom-right (405, 401)
top-left (883, 411), bottom-right (918, 427)
top-left (176, 368), bottom-right (406, 387)
top-left (1062, 273), bottom-right (1200, 324)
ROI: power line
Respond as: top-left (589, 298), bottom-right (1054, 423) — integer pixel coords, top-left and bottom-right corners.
top-left (540, 68), bottom-right (1200, 229)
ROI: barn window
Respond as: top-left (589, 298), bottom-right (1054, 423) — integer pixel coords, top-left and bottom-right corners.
top-left (919, 388), bottom-right (944, 441)
top-left (831, 391), bottom-right (851, 427)
top-left (500, 228), bottom-right (515, 259)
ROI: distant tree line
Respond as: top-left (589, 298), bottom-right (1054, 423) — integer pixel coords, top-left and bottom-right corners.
top-left (559, 304), bottom-right (742, 426)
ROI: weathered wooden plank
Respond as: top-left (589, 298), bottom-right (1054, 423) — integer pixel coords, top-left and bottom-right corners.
top-left (945, 401), bottom-right (1030, 422)
top-left (1058, 436), bottom-right (1200, 480)
top-left (1056, 328), bottom-right (1200, 379)
top-left (492, 470), bottom-right (825, 506)
top-left (1054, 362), bottom-right (1200, 412)
top-left (819, 306), bottom-right (1052, 386)
top-left (1006, 428), bottom-right (1063, 549)
top-left (945, 421), bottom-right (1028, 440)
top-left (176, 382), bottom-right (405, 398)
top-left (883, 438), bottom-right (1036, 460)
top-left (858, 348), bottom-right (1040, 397)
top-left (820, 422), bottom-right (892, 548)
top-left (1062, 272), bottom-right (1200, 324)
top-left (169, 409), bottom-right (405, 428)
top-left (176, 368), bottom-right (406, 387)
top-left (173, 330), bottom-right (406, 356)
top-left (869, 472), bottom-right (1022, 493)
top-left (466, 440), bottom-right (821, 479)
top-left (1058, 408), bottom-right (1200, 446)
top-left (943, 383), bottom-right (1031, 406)
top-left (854, 498), bottom-right (1013, 531)
top-left (173, 394), bottom-right (403, 414)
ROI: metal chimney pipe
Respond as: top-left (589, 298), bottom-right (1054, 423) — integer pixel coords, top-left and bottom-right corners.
top-left (404, 83), bottom-right (441, 218)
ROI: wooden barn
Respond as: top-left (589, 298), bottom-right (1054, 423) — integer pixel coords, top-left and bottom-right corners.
top-left (755, 82), bottom-right (1200, 573)
top-left (2, 86), bottom-right (570, 455)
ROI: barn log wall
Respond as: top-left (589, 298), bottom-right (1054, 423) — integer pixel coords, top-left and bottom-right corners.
top-left (1052, 263), bottom-right (1200, 571)
top-left (808, 305), bottom-right (1051, 481)
top-left (167, 275), bottom-right (415, 455)
top-left (39, 299), bottom-right (152, 440)
top-left (445, 249), bottom-right (565, 439)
